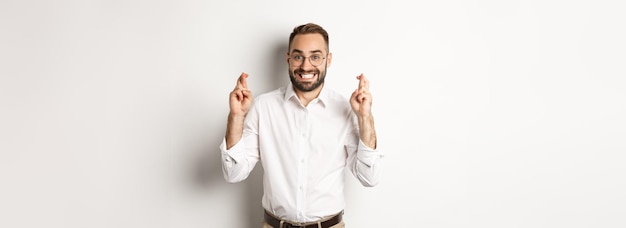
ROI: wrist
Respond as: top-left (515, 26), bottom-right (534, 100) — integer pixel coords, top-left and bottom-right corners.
top-left (229, 112), bottom-right (246, 119)
top-left (357, 112), bottom-right (373, 120)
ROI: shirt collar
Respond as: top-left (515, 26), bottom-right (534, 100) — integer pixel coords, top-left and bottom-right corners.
top-left (283, 82), bottom-right (328, 107)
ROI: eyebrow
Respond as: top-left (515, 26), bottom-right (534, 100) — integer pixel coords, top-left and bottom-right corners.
top-left (291, 49), bottom-right (324, 54)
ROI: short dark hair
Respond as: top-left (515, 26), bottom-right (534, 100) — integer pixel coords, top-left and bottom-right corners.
top-left (288, 23), bottom-right (329, 52)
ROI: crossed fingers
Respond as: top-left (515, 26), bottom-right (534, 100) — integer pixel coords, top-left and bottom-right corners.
top-left (356, 73), bottom-right (370, 103)
top-left (232, 72), bottom-right (250, 101)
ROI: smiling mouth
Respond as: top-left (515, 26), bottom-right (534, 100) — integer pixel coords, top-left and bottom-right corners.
top-left (299, 73), bottom-right (316, 79)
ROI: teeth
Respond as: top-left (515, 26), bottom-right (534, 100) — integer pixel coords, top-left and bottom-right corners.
top-left (301, 74), bottom-right (314, 79)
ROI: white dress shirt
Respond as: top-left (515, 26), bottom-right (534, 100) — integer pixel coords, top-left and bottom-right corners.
top-left (220, 82), bottom-right (384, 223)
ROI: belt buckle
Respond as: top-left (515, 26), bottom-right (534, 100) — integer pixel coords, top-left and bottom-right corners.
top-left (285, 223), bottom-right (304, 228)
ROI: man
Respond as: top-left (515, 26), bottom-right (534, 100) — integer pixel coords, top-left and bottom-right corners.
top-left (220, 23), bottom-right (384, 228)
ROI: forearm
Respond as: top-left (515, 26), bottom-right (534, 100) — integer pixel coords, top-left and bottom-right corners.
top-left (358, 114), bottom-right (377, 149)
top-left (225, 113), bottom-right (245, 149)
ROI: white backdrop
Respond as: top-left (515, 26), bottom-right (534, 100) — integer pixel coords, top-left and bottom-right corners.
top-left (1, 0), bottom-right (625, 227)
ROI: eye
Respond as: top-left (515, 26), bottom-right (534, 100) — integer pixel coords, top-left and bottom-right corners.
top-left (292, 55), bottom-right (303, 61)
top-left (311, 55), bottom-right (321, 60)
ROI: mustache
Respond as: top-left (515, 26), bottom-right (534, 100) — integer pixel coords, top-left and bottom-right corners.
top-left (294, 69), bottom-right (319, 75)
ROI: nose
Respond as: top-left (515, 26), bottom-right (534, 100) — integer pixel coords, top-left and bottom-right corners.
top-left (299, 56), bottom-right (314, 69)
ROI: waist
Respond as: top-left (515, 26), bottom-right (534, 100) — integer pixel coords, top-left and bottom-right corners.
top-left (261, 189), bottom-right (346, 222)
top-left (264, 210), bottom-right (343, 228)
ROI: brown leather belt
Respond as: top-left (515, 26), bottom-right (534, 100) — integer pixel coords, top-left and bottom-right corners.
top-left (264, 211), bottom-right (343, 228)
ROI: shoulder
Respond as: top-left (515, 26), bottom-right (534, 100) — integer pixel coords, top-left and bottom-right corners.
top-left (252, 86), bottom-right (286, 106)
top-left (322, 88), bottom-right (350, 106)
top-left (320, 88), bottom-right (354, 117)
top-left (325, 88), bottom-right (348, 102)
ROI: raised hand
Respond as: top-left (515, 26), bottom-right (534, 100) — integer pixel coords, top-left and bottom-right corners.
top-left (229, 72), bottom-right (253, 117)
top-left (350, 73), bottom-right (372, 118)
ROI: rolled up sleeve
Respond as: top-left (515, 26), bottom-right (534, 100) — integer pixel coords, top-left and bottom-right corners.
top-left (349, 139), bottom-right (384, 187)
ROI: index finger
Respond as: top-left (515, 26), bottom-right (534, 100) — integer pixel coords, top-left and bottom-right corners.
top-left (237, 72), bottom-right (249, 89)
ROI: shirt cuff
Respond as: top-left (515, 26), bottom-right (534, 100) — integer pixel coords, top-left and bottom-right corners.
top-left (220, 138), bottom-right (246, 164)
top-left (357, 140), bottom-right (384, 167)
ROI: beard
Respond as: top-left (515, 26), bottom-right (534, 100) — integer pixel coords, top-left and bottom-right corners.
top-left (288, 66), bottom-right (326, 92)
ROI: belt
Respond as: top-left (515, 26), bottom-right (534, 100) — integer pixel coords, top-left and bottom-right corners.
top-left (264, 211), bottom-right (343, 228)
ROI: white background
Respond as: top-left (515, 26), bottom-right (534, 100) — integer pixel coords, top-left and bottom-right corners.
top-left (1, 0), bottom-right (625, 227)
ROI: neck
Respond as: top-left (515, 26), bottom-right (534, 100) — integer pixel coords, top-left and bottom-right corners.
top-left (294, 84), bottom-right (323, 107)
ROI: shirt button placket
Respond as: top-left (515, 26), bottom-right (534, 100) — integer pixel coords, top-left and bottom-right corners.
top-left (296, 108), bottom-right (309, 221)
top-left (298, 108), bottom-right (311, 220)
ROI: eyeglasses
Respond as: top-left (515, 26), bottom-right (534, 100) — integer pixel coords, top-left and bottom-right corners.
top-left (289, 53), bottom-right (327, 66)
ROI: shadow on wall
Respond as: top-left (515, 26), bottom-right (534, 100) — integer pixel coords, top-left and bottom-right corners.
top-left (190, 40), bottom-right (289, 228)
top-left (242, 40), bottom-right (289, 228)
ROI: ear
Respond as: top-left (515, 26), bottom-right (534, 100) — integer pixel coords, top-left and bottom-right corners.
top-left (286, 52), bottom-right (290, 64)
top-left (326, 52), bottom-right (333, 67)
